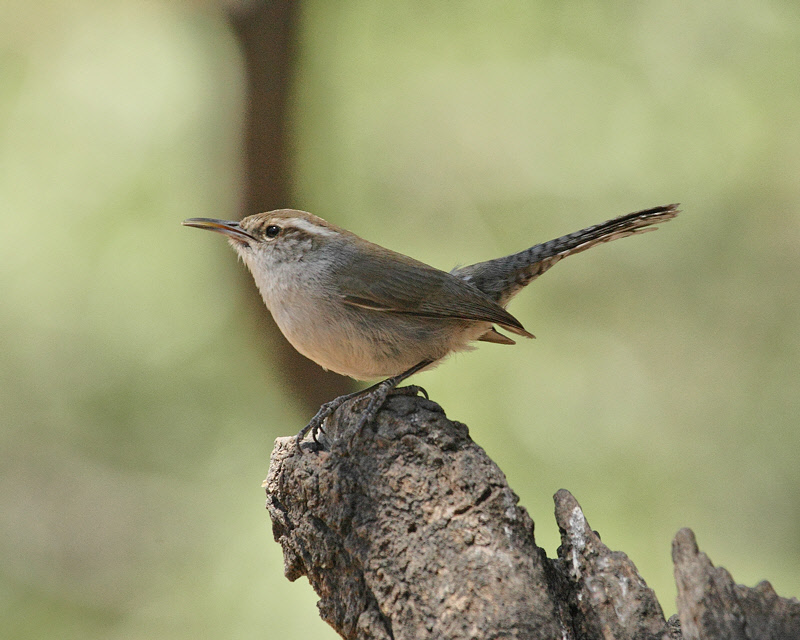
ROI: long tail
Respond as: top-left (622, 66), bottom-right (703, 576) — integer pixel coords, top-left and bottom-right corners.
top-left (453, 204), bottom-right (679, 305)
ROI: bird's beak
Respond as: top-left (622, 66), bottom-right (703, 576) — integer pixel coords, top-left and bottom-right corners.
top-left (182, 218), bottom-right (256, 244)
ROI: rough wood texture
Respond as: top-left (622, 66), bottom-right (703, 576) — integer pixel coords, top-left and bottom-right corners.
top-left (673, 528), bottom-right (800, 640)
top-left (553, 489), bottom-right (671, 640)
top-left (264, 393), bottom-right (799, 639)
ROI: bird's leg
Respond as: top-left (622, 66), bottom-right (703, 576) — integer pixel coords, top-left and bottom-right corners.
top-left (351, 360), bottom-right (433, 437)
top-left (295, 389), bottom-right (366, 451)
top-left (295, 360), bottom-right (433, 452)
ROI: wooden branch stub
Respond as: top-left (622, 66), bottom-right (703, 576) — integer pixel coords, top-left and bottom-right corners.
top-left (553, 489), bottom-right (672, 640)
top-left (265, 393), bottom-right (562, 639)
top-left (264, 393), bottom-right (800, 639)
top-left (673, 527), bottom-right (800, 640)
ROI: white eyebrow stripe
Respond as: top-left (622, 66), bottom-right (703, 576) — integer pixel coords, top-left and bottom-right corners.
top-left (287, 217), bottom-right (338, 237)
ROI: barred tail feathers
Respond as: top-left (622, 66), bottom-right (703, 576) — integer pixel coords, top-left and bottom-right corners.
top-left (453, 204), bottom-right (679, 305)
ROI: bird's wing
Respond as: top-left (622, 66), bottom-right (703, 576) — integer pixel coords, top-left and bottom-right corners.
top-left (333, 242), bottom-right (534, 338)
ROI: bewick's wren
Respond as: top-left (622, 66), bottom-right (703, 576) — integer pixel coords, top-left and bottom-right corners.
top-left (183, 204), bottom-right (678, 448)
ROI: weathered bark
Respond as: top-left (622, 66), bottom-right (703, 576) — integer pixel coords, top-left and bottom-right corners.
top-left (672, 528), bottom-right (800, 640)
top-left (226, 0), bottom-right (354, 411)
top-left (266, 393), bottom-right (563, 639)
top-left (553, 489), bottom-right (672, 640)
top-left (264, 393), bottom-right (800, 639)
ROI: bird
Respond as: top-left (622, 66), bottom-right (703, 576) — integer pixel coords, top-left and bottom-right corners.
top-left (183, 204), bottom-right (679, 449)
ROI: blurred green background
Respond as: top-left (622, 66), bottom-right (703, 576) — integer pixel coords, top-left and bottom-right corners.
top-left (2, 1), bottom-right (799, 638)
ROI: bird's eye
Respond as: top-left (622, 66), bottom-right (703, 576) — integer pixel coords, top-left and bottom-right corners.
top-left (265, 225), bottom-right (281, 238)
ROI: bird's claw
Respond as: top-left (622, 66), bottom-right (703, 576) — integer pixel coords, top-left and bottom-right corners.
top-left (295, 360), bottom-right (433, 454)
top-left (390, 384), bottom-right (428, 399)
top-left (295, 399), bottom-right (341, 453)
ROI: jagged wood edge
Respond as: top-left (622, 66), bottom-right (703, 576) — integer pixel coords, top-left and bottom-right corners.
top-left (264, 393), bottom-right (799, 640)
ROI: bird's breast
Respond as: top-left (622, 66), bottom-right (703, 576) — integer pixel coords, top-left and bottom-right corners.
top-left (245, 258), bottom-right (489, 380)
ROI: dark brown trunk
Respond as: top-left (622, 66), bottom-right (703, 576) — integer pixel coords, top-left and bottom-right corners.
top-left (227, 0), bottom-right (355, 412)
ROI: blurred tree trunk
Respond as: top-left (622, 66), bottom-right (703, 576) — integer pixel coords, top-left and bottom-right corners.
top-left (225, 0), bottom-right (355, 412)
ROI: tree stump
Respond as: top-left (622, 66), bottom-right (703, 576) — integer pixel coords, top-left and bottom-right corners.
top-left (264, 393), bottom-right (800, 639)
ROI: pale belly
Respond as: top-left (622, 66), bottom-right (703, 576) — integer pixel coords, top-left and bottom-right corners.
top-left (248, 259), bottom-right (489, 380)
top-left (271, 297), bottom-right (487, 380)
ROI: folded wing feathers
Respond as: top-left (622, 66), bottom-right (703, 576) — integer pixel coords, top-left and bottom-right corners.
top-left (337, 249), bottom-right (534, 338)
top-left (335, 205), bottom-right (679, 341)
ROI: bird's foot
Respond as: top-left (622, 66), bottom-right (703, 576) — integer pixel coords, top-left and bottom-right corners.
top-left (351, 383), bottom-right (428, 436)
top-left (295, 389), bottom-right (365, 453)
top-left (295, 360), bottom-right (434, 454)
top-left (352, 380), bottom-right (393, 437)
